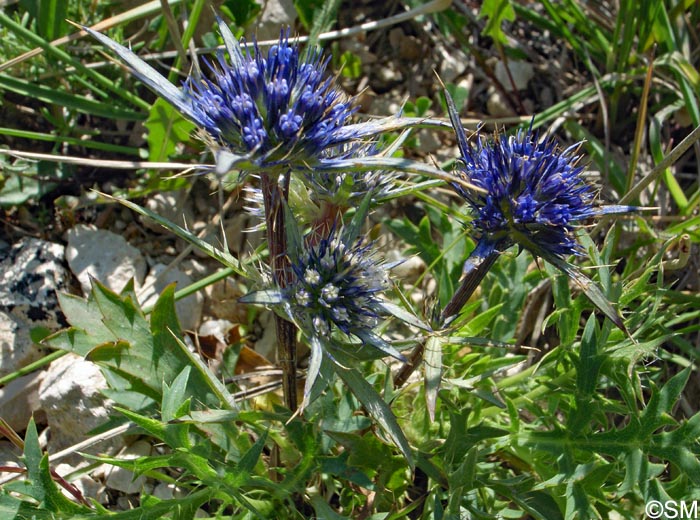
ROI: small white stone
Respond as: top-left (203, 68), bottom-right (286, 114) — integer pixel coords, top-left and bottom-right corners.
top-left (142, 191), bottom-right (194, 235)
top-left (65, 225), bottom-right (147, 295)
top-left (104, 440), bottom-right (152, 494)
top-left (54, 463), bottom-right (103, 502)
top-left (253, 0), bottom-right (297, 42)
top-left (0, 371), bottom-right (45, 431)
top-left (494, 60), bottom-right (534, 92)
top-left (38, 353), bottom-right (119, 457)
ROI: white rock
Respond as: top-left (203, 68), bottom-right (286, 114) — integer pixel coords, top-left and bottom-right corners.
top-left (152, 482), bottom-right (176, 500)
top-left (142, 191), bottom-right (194, 235)
top-left (37, 353), bottom-right (117, 456)
top-left (486, 88), bottom-right (514, 118)
top-left (389, 255), bottom-right (427, 285)
top-left (494, 60), bottom-right (534, 91)
top-left (438, 45), bottom-right (469, 84)
top-left (65, 225), bottom-right (147, 295)
top-left (138, 263), bottom-right (203, 331)
top-left (0, 371), bottom-right (45, 431)
top-left (104, 439), bottom-right (152, 494)
top-left (0, 238), bottom-right (68, 376)
top-left (54, 462), bottom-right (103, 503)
top-left (252, 0), bottom-right (297, 42)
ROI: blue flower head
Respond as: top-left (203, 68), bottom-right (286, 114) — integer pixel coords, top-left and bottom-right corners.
top-left (83, 21), bottom-right (363, 169)
top-left (452, 128), bottom-right (598, 258)
top-left (185, 28), bottom-right (357, 166)
top-left (240, 223), bottom-right (406, 362)
top-left (442, 88), bottom-right (638, 330)
top-left (288, 230), bottom-right (388, 339)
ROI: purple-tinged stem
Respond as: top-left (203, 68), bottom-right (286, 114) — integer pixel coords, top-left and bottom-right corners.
top-left (261, 172), bottom-right (298, 411)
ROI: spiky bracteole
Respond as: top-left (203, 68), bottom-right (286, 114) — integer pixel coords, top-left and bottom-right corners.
top-left (301, 142), bottom-right (401, 207)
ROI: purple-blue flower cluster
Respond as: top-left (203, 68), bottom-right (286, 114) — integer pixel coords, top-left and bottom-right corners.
top-left (451, 129), bottom-right (598, 258)
top-left (185, 29), bottom-right (357, 166)
top-left (289, 230), bottom-right (388, 339)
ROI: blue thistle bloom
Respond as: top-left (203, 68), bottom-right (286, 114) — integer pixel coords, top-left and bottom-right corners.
top-left (184, 28), bottom-right (357, 166)
top-left (240, 224), bottom-right (405, 362)
top-left (442, 89), bottom-right (637, 330)
top-left (288, 231), bottom-right (388, 339)
top-left (82, 22), bottom-right (367, 169)
top-left (451, 128), bottom-right (605, 258)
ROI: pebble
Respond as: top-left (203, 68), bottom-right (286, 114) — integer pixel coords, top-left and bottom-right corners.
top-left (37, 353), bottom-right (118, 457)
top-left (0, 238), bottom-right (68, 377)
top-left (65, 225), bottom-right (147, 295)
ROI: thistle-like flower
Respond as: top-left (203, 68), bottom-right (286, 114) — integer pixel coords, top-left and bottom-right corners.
top-left (451, 128), bottom-right (624, 259)
top-left (242, 225), bottom-right (404, 361)
top-left (83, 21), bottom-right (368, 170)
top-left (442, 89), bottom-right (637, 329)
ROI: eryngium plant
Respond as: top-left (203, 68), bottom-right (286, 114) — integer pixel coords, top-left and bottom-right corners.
top-left (80, 21), bottom-right (388, 173)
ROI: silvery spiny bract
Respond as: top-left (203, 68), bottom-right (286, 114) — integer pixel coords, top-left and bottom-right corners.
top-left (301, 143), bottom-right (401, 207)
top-left (83, 21), bottom-right (365, 169)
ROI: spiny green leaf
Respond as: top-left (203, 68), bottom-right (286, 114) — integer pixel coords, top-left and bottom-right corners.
top-left (332, 362), bottom-right (413, 467)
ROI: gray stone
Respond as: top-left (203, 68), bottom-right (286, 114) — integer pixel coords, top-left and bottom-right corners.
top-left (0, 371), bottom-right (45, 431)
top-left (142, 191), bottom-right (194, 235)
top-left (0, 238), bottom-right (68, 376)
top-left (38, 353), bottom-right (117, 456)
top-left (65, 225), bottom-right (147, 295)
top-left (104, 439), bottom-right (152, 494)
top-left (252, 0), bottom-right (297, 42)
top-left (494, 60), bottom-right (534, 91)
top-left (139, 263), bottom-right (203, 331)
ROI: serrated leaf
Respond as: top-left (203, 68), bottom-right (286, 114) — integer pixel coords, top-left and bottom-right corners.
top-left (238, 430), bottom-right (268, 475)
top-left (46, 282), bottom-right (232, 409)
top-left (162, 366), bottom-right (191, 421)
top-left (479, 0), bottom-right (516, 45)
top-left (22, 418), bottom-right (85, 514)
top-left (332, 362), bottom-right (413, 467)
